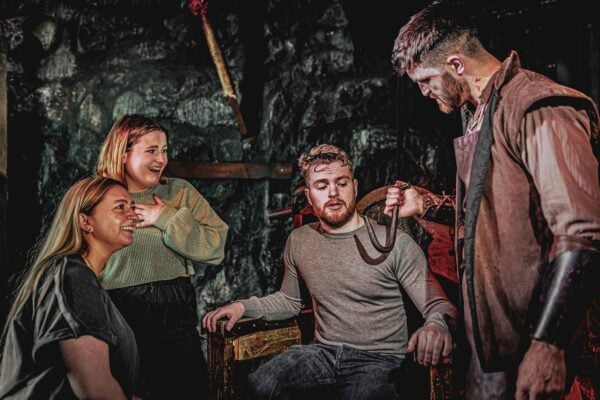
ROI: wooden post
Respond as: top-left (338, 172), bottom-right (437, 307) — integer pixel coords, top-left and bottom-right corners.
top-left (0, 45), bottom-right (8, 326)
top-left (0, 47), bottom-right (7, 177)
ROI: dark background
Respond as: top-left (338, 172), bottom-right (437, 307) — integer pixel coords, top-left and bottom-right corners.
top-left (1, 0), bottom-right (598, 339)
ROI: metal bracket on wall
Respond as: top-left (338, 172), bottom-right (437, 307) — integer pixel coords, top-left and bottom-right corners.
top-left (166, 161), bottom-right (292, 180)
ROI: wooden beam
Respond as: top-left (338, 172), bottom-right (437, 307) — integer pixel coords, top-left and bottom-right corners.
top-left (166, 161), bottom-right (293, 180)
top-left (0, 47), bottom-right (7, 325)
top-left (0, 49), bottom-right (7, 177)
top-left (591, 21), bottom-right (599, 105)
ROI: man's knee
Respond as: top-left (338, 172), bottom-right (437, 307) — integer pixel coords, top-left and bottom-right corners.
top-left (246, 367), bottom-right (280, 400)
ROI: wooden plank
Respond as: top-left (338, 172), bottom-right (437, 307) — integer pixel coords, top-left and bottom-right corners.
top-left (167, 161), bottom-right (292, 180)
top-left (233, 326), bottom-right (300, 361)
top-left (0, 49), bottom-right (7, 177)
top-left (201, 316), bottom-right (299, 338)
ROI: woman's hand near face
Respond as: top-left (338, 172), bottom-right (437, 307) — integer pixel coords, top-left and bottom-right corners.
top-left (133, 194), bottom-right (166, 228)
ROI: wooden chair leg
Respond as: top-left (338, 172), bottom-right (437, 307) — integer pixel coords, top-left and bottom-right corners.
top-left (204, 317), bottom-right (305, 400)
top-left (429, 362), bottom-right (453, 400)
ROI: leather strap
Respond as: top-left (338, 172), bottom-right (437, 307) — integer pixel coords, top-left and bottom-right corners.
top-left (532, 250), bottom-right (600, 348)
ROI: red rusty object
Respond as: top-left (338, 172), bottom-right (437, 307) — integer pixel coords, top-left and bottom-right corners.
top-left (188, 0), bottom-right (248, 137)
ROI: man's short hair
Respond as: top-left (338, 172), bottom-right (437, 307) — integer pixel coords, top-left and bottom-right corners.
top-left (391, 0), bottom-right (480, 75)
top-left (298, 144), bottom-right (354, 180)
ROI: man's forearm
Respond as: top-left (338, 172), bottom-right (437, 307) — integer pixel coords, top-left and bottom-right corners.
top-left (238, 291), bottom-right (302, 321)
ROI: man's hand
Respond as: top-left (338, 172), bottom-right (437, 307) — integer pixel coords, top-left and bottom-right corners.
top-left (202, 302), bottom-right (245, 333)
top-left (515, 340), bottom-right (565, 400)
top-left (407, 322), bottom-right (452, 366)
top-left (384, 181), bottom-right (423, 218)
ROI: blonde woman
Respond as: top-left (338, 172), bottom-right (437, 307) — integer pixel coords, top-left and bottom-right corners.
top-left (0, 176), bottom-right (139, 399)
top-left (96, 114), bottom-right (229, 399)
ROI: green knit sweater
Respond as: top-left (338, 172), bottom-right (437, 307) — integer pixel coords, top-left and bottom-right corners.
top-left (99, 178), bottom-right (229, 290)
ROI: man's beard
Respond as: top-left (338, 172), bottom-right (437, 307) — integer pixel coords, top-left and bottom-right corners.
top-left (313, 197), bottom-right (356, 228)
top-left (436, 71), bottom-right (465, 114)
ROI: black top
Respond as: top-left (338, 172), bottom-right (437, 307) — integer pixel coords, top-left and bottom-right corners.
top-left (0, 255), bottom-right (139, 399)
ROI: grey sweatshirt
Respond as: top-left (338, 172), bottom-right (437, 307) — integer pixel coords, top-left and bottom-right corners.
top-left (240, 217), bottom-right (457, 358)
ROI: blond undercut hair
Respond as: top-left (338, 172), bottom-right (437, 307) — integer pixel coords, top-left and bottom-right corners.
top-left (298, 144), bottom-right (354, 181)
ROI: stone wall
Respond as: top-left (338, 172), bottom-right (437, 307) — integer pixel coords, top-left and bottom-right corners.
top-left (1, 0), bottom-right (598, 331)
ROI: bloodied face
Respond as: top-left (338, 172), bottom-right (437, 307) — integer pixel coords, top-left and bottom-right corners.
top-left (408, 63), bottom-right (469, 114)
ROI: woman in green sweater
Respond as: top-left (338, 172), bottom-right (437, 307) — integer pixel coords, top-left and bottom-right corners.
top-left (95, 114), bottom-right (229, 399)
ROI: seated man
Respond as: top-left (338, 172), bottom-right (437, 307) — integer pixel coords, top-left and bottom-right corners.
top-left (203, 143), bottom-right (458, 400)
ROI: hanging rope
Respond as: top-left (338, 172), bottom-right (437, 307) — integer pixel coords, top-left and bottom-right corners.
top-left (188, 0), bottom-right (248, 137)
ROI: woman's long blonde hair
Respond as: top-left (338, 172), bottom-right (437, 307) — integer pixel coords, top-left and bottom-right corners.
top-left (1, 176), bottom-right (126, 347)
top-left (96, 114), bottom-right (168, 184)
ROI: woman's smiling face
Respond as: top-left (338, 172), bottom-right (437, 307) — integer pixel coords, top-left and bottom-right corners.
top-left (124, 130), bottom-right (168, 193)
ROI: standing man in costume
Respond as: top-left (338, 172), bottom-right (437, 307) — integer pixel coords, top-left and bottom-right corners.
top-left (387, 1), bottom-right (600, 399)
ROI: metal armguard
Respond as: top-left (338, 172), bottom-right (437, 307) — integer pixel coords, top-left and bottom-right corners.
top-left (532, 249), bottom-right (600, 348)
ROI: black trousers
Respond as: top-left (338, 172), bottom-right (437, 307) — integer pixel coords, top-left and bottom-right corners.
top-left (109, 277), bottom-right (209, 400)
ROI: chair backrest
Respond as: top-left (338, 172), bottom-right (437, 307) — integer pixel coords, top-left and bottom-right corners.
top-left (356, 182), bottom-right (458, 284)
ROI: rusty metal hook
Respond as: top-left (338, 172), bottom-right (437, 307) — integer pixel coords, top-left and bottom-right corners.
top-left (364, 182), bottom-right (411, 253)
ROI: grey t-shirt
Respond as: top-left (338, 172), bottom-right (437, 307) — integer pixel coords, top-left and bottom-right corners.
top-left (240, 217), bottom-right (457, 358)
top-left (0, 255), bottom-right (139, 399)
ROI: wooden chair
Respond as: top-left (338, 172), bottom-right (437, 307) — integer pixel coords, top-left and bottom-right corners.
top-left (203, 311), bottom-right (314, 400)
top-left (203, 183), bottom-right (460, 400)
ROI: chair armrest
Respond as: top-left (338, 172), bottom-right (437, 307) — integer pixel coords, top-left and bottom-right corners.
top-left (201, 316), bottom-right (299, 338)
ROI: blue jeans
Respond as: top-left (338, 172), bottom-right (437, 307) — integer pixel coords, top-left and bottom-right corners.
top-left (247, 343), bottom-right (406, 400)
